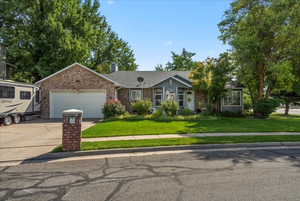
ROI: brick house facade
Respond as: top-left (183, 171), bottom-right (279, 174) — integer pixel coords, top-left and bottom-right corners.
top-left (37, 63), bottom-right (118, 118)
top-left (36, 63), bottom-right (243, 118)
top-left (118, 88), bottom-right (154, 112)
top-left (118, 88), bottom-right (206, 112)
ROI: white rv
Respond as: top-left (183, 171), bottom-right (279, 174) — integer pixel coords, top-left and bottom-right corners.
top-left (0, 80), bottom-right (40, 125)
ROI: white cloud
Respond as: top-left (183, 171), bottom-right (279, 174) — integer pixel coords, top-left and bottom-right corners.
top-left (107, 0), bottom-right (116, 5)
top-left (164, 41), bottom-right (173, 46)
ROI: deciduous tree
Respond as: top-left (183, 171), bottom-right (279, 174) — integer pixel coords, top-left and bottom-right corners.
top-left (218, 0), bottom-right (299, 116)
top-left (190, 53), bottom-right (235, 113)
top-left (0, 0), bottom-right (137, 83)
top-left (155, 48), bottom-right (196, 71)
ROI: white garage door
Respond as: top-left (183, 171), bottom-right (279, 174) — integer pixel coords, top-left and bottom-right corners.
top-left (50, 91), bottom-right (106, 118)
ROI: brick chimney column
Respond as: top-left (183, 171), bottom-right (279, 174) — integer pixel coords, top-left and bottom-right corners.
top-left (62, 109), bottom-right (83, 151)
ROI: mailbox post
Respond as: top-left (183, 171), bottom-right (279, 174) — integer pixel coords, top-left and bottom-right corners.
top-left (62, 109), bottom-right (83, 151)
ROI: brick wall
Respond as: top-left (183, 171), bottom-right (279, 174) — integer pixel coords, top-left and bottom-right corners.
top-left (117, 88), bottom-right (153, 112)
top-left (39, 64), bottom-right (117, 118)
top-left (194, 90), bottom-right (206, 112)
top-left (118, 88), bottom-right (204, 113)
top-left (117, 88), bottom-right (131, 111)
top-left (143, 88), bottom-right (153, 101)
top-left (62, 115), bottom-right (81, 151)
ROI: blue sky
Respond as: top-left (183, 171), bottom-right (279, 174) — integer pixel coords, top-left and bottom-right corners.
top-left (100, 0), bottom-right (233, 71)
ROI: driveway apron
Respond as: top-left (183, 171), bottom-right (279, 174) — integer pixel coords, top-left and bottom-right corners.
top-left (0, 119), bottom-right (95, 164)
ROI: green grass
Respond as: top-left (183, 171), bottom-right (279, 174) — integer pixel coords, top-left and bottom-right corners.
top-left (52, 145), bottom-right (63, 153)
top-left (80, 135), bottom-right (300, 151)
top-left (82, 114), bottom-right (300, 138)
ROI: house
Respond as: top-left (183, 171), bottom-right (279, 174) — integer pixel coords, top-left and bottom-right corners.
top-left (36, 63), bottom-right (243, 119)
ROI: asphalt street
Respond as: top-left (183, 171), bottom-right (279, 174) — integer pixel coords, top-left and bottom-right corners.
top-left (1, 146), bottom-right (300, 201)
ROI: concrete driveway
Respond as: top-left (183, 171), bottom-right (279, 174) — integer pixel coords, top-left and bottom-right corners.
top-left (0, 119), bottom-right (95, 165)
top-left (276, 108), bottom-right (300, 115)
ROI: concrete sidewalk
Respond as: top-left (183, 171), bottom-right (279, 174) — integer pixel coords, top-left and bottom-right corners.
top-left (82, 132), bottom-right (300, 142)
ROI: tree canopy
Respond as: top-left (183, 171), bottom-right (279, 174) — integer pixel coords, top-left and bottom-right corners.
top-left (0, 0), bottom-right (137, 83)
top-left (190, 53), bottom-right (235, 112)
top-left (219, 0), bottom-right (300, 115)
top-left (155, 48), bottom-right (197, 71)
top-left (218, 0), bottom-right (300, 115)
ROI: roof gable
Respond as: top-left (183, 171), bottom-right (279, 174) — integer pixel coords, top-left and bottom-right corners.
top-left (35, 63), bottom-right (121, 86)
top-left (153, 75), bottom-right (192, 88)
top-left (106, 71), bottom-right (192, 88)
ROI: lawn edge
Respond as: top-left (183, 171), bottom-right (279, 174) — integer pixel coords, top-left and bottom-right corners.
top-left (36, 142), bottom-right (300, 161)
top-left (81, 131), bottom-right (300, 138)
top-left (52, 135), bottom-right (300, 153)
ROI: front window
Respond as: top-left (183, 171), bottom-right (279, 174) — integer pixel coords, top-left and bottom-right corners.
top-left (223, 90), bottom-right (241, 106)
top-left (0, 86), bottom-right (15, 99)
top-left (130, 89), bottom-right (142, 101)
top-left (177, 88), bottom-right (185, 107)
top-left (154, 88), bottom-right (163, 106)
top-left (20, 91), bottom-right (31, 100)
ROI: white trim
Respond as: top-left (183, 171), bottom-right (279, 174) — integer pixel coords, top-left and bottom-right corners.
top-left (176, 87), bottom-right (186, 108)
top-left (129, 89), bottom-right (143, 102)
top-left (0, 80), bottom-right (38, 88)
top-left (50, 89), bottom-right (106, 93)
top-left (153, 87), bottom-right (163, 107)
top-left (225, 87), bottom-right (244, 89)
top-left (222, 90), bottom-right (242, 107)
top-left (35, 63), bottom-right (121, 86)
top-left (153, 76), bottom-right (192, 88)
top-left (172, 76), bottom-right (193, 88)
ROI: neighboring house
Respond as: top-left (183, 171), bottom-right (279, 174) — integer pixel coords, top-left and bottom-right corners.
top-left (36, 63), bottom-right (243, 119)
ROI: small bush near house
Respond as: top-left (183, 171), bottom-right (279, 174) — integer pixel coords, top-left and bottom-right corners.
top-left (220, 111), bottom-right (244, 117)
top-left (132, 100), bottom-right (152, 115)
top-left (161, 100), bottom-right (179, 116)
top-left (179, 108), bottom-right (194, 116)
top-left (103, 100), bottom-right (126, 118)
top-left (243, 92), bottom-right (253, 112)
top-left (253, 98), bottom-right (281, 118)
top-left (151, 108), bottom-right (165, 119)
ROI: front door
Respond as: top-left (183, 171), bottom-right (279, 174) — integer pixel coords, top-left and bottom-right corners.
top-left (186, 90), bottom-right (195, 111)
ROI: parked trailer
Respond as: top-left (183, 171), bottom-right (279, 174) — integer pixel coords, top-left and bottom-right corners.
top-left (0, 80), bottom-right (40, 125)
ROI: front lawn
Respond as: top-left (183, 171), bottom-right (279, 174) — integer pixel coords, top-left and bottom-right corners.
top-left (81, 135), bottom-right (300, 151)
top-left (82, 114), bottom-right (300, 138)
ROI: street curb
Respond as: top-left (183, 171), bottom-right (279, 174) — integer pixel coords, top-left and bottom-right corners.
top-left (17, 142), bottom-right (300, 164)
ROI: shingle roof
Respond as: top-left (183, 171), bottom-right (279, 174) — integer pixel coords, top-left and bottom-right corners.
top-left (35, 63), bottom-right (121, 86)
top-left (105, 71), bottom-right (192, 88)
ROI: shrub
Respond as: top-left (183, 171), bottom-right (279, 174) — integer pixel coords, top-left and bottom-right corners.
top-left (151, 108), bottom-right (164, 119)
top-left (253, 98), bottom-right (280, 118)
top-left (103, 99), bottom-right (126, 118)
top-left (243, 93), bottom-right (253, 112)
top-left (132, 100), bottom-right (152, 115)
top-left (161, 100), bottom-right (179, 116)
top-left (220, 111), bottom-right (244, 117)
top-left (179, 108), bottom-right (194, 116)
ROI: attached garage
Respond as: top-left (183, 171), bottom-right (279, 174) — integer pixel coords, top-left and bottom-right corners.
top-left (36, 63), bottom-right (120, 119)
top-left (50, 90), bottom-right (106, 118)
